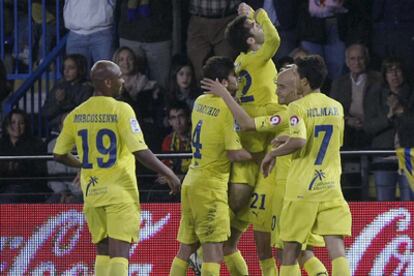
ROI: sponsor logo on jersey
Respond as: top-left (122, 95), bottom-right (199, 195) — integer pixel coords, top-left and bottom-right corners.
top-left (290, 116), bottom-right (299, 126)
top-left (130, 118), bottom-right (141, 133)
top-left (270, 115), bottom-right (281, 126)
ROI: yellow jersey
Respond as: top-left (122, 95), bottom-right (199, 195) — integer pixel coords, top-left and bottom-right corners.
top-left (53, 96), bottom-right (148, 207)
top-left (286, 92), bottom-right (345, 202)
top-left (186, 94), bottom-right (242, 185)
top-left (234, 9), bottom-right (280, 153)
top-left (254, 106), bottom-right (291, 183)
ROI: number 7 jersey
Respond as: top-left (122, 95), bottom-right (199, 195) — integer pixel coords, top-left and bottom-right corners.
top-left (53, 96), bottom-right (148, 207)
top-left (286, 92), bottom-right (345, 202)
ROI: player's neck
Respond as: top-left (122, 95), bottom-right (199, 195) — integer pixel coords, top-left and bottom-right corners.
top-left (303, 88), bottom-right (320, 96)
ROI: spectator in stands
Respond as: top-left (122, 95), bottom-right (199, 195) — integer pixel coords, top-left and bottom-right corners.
top-left (289, 46), bottom-right (309, 62)
top-left (42, 54), bottom-right (93, 132)
top-left (297, 0), bottom-right (371, 81)
top-left (371, 0), bottom-right (414, 72)
top-left (64, 0), bottom-right (115, 66)
top-left (330, 44), bottom-right (381, 149)
top-left (152, 102), bottom-right (191, 202)
top-left (365, 57), bottom-right (414, 201)
top-left (46, 113), bottom-right (82, 203)
top-left (113, 46), bottom-right (165, 151)
top-left (166, 55), bottom-right (200, 110)
top-left (187, 0), bottom-right (240, 82)
top-left (0, 109), bottom-right (49, 203)
top-left (116, 0), bottom-right (172, 89)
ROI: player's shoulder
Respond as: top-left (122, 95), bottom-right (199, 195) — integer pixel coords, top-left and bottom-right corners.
top-left (320, 93), bottom-right (344, 112)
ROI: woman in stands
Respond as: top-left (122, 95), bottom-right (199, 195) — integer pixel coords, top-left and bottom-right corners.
top-left (0, 109), bottom-right (49, 203)
top-left (166, 54), bottom-right (200, 110)
top-left (365, 57), bottom-right (414, 201)
top-left (42, 54), bottom-right (93, 133)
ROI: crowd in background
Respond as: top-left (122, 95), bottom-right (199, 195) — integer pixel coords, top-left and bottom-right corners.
top-left (1, 0), bottom-right (414, 203)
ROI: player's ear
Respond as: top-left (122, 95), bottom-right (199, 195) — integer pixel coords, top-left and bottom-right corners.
top-left (246, 37), bottom-right (255, 46)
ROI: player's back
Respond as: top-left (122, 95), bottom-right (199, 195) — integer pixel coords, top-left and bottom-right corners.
top-left (61, 96), bottom-right (146, 206)
top-left (186, 94), bottom-right (241, 184)
top-left (286, 92), bottom-right (344, 202)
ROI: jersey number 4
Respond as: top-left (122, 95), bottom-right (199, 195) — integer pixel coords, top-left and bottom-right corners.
top-left (78, 128), bottom-right (117, 169)
top-left (314, 124), bottom-right (333, 165)
top-left (192, 120), bottom-right (203, 159)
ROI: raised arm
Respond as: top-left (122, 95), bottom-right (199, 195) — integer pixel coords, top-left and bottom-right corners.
top-left (201, 78), bottom-right (256, 131)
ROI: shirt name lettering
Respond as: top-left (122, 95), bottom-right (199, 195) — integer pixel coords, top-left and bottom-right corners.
top-left (306, 107), bottom-right (339, 118)
top-left (194, 103), bottom-right (220, 117)
top-left (73, 114), bottom-right (118, 123)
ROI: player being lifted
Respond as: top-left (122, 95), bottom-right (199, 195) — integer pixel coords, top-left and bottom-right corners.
top-left (53, 60), bottom-right (180, 276)
top-left (222, 2), bottom-right (281, 275)
top-left (261, 56), bottom-right (352, 276)
top-left (202, 66), bottom-right (329, 276)
top-left (169, 56), bottom-right (252, 276)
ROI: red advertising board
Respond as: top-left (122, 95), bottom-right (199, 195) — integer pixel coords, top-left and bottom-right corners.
top-left (0, 202), bottom-right (413, 275)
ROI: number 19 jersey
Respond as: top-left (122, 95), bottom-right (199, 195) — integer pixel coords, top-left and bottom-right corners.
top-left (188, 94), bottom-right (242, 183)
top-left (286, 92), bottom-right (345, 202)
top-left (53, 96), bottom-right (148, 207)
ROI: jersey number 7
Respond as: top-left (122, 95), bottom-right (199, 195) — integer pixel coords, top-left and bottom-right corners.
top-left (314, 124), bottom-right (333, 165)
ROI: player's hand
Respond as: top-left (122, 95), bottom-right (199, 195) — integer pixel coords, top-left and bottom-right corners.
top-left (164, 173), bottom-right (181, 195)
top-left (238, 2), bottom-right (254, 17)
top-left (261, 152), bottom-right (276, 177)
top-left (155, 175), bottom-right (168, 185)
top-left (271, 135), bottom-right (289, 148)
top-left (200, 78), bottom-right (230, 98)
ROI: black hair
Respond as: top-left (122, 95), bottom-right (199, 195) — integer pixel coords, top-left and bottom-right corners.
top-left (167, 54), bottom-right (198, 102)
top-left (225, 15), bottom-right (251, 53)
top-left (63, 54), bottom-right (88, 81)
top-left (167, 101), bottom-right (191, 118)
top-left (202, 56), bottom-right (235, 82)
top-left (295, 55), bottom-right (327, 90)
top-left (1, 109), bottom-right (32, 140)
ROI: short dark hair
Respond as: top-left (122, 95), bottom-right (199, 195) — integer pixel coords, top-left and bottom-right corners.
top-left (381, 57), bottom-right (406, 86)
top-left (167, 101), bottom-right (190, 118)
top-left (202, 56), bottom-right (235, 82)
top-left (225, 15), bottom-right (251, 53)
top-left (295, 55), bottom-right (327, 90)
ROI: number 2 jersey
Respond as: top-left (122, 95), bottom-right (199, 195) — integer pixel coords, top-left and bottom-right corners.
top-left (187, 94), bottom-right (242, 184)
top-left (235, 9), bottom-right (280, 153)
top-left (287, 92), bottom-right (345, 202)
top-left (53, 96), bottom-right (148, 207)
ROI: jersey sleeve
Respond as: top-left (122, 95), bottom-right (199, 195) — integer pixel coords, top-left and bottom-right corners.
top-left (288, 103), bottom-right (307, 140)
top-left (53, 113), bottom-right (75, 155)
top-left (254, 9), bottom-right (280, 62)
top-left (254, 109), bottom-right (289, 134)
top-left (118, 103), bottom-right (148, 153)
top-left (223, 106), bottom-right (243, 151)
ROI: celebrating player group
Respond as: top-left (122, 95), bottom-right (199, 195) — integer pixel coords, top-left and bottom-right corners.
top-left (53, 2), bottom-right (352, 276)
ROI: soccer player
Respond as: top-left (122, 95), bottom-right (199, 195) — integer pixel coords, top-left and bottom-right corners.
top-left (53, 60), bottom-right (181, 276)
top-left (261, 56), bottom-right (352, 276)
top-left (169, 56), bottom-right (252, 276)
top-left (201, 66), bottom-right (328, 276)
top-left (223, 3), bottom-right (281, 275)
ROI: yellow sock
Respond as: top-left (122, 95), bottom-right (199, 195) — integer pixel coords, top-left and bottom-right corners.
top-left (108, 257), bottom-right (128, 276)
top-left (224, 250), bottom-right (249, 276)
top-left (95, 255), bottom-right (110, 276)
top-left (259, 257), bottom-right (278, 276)
top-left (201, 262), bottom-right (220, 276)
top-left (332, 256), bottom-right (350, 276)
top-left (280, 263), bottom-right (301, 276)
top-left (303, 256), bottom-right (328, 275)
top-left (169, 257), bottom-right (188, 276)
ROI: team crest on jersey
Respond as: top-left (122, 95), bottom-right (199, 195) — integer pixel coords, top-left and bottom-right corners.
top-left (130, 118), bottom-right (141, 133)
top-left (290, 116), bottom-right (299, 126)
top-left (269, 115), bottom-right (281, 126)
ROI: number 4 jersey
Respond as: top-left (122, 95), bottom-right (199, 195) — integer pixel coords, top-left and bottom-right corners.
top-left (188, 94), bottom-right (242, 183)
top-left (53, 96), bottom-right (148, 207)
top-left (287, 92), bottom-right (345, 202)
